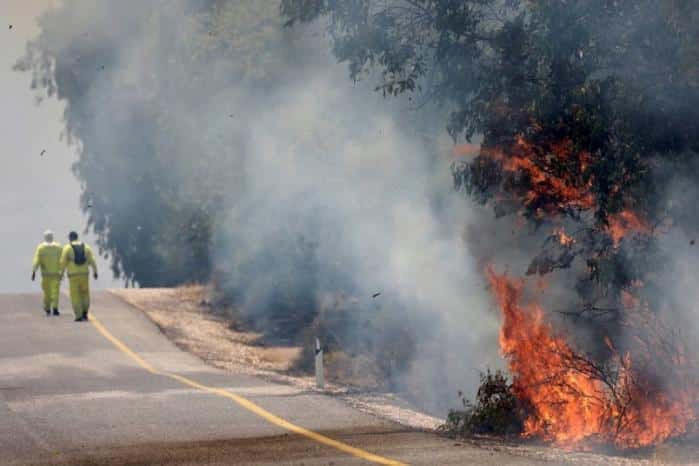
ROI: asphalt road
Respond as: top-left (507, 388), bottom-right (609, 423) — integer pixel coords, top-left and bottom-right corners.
top-left (0, 292), bottom-right (553, 465)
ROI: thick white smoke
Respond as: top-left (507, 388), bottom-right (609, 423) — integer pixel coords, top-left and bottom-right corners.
top-left (213, 65), bottom-right (502, 411)
top-left (17, 0), bottom-right (503, 414)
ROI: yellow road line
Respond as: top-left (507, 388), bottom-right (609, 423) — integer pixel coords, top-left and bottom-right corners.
top-left (90, 317), bottom-right (158, 374)
top-left (89, 314), bottom-right (406, 466)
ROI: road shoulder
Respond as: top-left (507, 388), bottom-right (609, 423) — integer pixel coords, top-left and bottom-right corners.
top-left (107, 288), bottom-right (671, 466)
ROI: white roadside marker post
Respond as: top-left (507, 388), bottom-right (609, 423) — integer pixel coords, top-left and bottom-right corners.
top-left (315, 337), bottom-right (324, 390)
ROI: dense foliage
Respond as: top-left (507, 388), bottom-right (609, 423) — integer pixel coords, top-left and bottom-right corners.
top-left (282, 0), bottom-right (699, 323)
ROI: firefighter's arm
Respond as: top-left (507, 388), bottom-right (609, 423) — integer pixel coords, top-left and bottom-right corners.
top-left (32, 246), bottom-right (41, 274)
top-left (87, 246), bottom-right (98, 278)
top-left (59, 246), bottom-right (70, 279)
top-left (31, 246), bottom-right (41, 280)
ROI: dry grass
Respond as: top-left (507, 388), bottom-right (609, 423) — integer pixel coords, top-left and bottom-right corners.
top-left (111, 286), bottom-right (302, 374)
top-left (112, 286), bottom-right (386, 389)
top-left (108, 286), bottom-right (446, 432)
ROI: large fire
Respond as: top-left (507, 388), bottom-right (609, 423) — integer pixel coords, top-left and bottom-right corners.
top-left (458, 136), bottom-right (696, 448)
top-left (487, 267), bottom-right (697, 449)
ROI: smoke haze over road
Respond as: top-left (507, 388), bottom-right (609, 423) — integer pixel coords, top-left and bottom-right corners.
top-left (6, 0), bottom-right (699, 448)
top-left (1, 0), bottom-right (116, 293)
top-left (10, 0), bottom-right (505, 413)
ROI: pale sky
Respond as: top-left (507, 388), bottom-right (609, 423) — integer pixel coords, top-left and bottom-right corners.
top-left (1, 0), bottom-right (118, 292)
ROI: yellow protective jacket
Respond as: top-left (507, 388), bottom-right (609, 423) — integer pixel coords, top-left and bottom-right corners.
top-left (32, 242), bottom-right (63, 277)
top-left (60, 241), bottom-right (98, 278)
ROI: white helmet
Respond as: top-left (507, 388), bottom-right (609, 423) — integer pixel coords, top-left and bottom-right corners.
top-left (43, 230), bottom-right (54, 243)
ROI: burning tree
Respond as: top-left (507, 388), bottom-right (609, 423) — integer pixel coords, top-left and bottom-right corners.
top-left (283, 0), bottom-right (699, 448)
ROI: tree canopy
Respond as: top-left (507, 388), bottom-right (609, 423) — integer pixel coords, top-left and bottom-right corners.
top-left (282, 0), bottom-right (699, 314)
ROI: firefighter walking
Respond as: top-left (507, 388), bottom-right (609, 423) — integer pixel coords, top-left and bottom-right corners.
top-left (31, 230), bottom-right (63, 316)
top-left (60, 231), bottom-right (98, 322)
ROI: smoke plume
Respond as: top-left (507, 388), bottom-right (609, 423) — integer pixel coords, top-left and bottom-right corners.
top-left (17, 0), bottom-right (502, 414)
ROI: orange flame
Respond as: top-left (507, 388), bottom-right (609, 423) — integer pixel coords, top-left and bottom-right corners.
top-left (451, 143), bottom-right (482, 159)
top-left (473, 136), bottom-right (652, 244)
top-left (487, 267), bottom-right (697, 449)
top-left (478, 137), bottom-right (595, 217)
top-left (488, 267), bottom-right (609, 445)
top-left (553, 227), bottom-right (575, 246)
top-left (606, 211), bottom-right (651, 246)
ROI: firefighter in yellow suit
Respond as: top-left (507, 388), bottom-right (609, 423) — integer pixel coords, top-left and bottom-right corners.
top-left (32, 230), bottom-right (63, 316)
top-left (60, 231), bottom-right (98, 322)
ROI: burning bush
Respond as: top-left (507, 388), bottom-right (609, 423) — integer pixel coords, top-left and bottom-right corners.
top-left (442, 268), bottom-right (698, 449)
top-left (488, 267), bottom-right (698, 449)
top-left (440, 370), bottom-right (523, 437)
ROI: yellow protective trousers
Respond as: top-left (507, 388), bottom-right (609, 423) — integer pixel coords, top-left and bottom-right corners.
top-left (41, 275), bottom-right (61, 311)
top-left (68, 274), bottom-right (90, 319)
